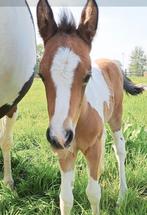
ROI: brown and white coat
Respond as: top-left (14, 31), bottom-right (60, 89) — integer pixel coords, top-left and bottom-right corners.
top-left (37, 1), bottom-right (144, 215)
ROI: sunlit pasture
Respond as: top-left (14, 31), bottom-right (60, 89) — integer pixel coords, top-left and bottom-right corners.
top-left (0, 78), bottom-right (147, 215)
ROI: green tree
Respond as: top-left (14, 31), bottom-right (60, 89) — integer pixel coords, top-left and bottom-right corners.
top-left (129, 47), bottom-right (147, 76)
top-left (35, 44), bottom-right (44, 74)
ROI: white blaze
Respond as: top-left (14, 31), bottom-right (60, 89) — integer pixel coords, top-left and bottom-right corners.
top-left (50, 47), bottom-right (80, 140)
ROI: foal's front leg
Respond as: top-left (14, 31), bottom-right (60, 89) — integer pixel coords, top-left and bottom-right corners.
top-left (85, 137), bottom-right (103, 215)
top-left (59, 152), bottom-right (76, 215)
top-left (0, 109), bottom-right (17, 188)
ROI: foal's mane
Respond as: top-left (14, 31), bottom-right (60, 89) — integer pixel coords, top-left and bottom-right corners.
top-left (58, 9), bottom-right (77, 34)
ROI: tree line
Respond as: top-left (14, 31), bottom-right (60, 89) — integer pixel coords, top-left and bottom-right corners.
top-left (129, 47), bottom-right (147, 76)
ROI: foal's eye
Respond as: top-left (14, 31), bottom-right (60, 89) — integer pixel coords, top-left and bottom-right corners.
top-left (83, 73), bottom-right (91, 85)
top-left (39, 73), bottom-right (45, 82)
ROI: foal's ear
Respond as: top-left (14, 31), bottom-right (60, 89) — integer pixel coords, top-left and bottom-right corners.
top-left (77, 0), bottom-right (99, 46)
top-left (37, 0), bottom-right (58, 44)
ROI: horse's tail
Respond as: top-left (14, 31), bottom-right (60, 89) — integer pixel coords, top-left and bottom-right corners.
top-left (113, 60), bottom-right (144, 95)
top-left (123, 75), bottom-right (144, 95)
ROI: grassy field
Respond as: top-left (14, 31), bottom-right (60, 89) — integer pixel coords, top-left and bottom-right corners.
top-left (0, 77), bottom-right (147, 215)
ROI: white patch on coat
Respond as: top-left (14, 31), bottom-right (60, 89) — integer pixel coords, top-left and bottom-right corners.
top-left (86, 177), bottom-right (101, 214)
top-left (60, 170), bottom-right (74, 214)
top-left (113, 130), bottom-right (128, 203)
top-left (0, 111), bottom-right (17, 146)
top-left (0, 111), bottom-right (17, 186)
top-left (0, 4), bottom-right (36, 107)
top-left (85, 63), bottom-right (110, 121)
top-left (50, 47), bottom-right (80, 141)
top-left (0, 117), bottom-right (5, 142)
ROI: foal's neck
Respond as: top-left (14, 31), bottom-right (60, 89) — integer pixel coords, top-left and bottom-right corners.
top-left (75, 96), bottom-right (103, 150)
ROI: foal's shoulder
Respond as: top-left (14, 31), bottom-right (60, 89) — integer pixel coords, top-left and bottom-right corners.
top-left (93, 58), bottom-right (123, 82)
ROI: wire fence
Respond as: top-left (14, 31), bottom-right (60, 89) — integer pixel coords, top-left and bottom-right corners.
top-left (124, 71), bottom-right (146, 77)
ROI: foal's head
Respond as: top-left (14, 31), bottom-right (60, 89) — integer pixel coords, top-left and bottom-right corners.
top-left (37, 0), bottom-right (98, 150)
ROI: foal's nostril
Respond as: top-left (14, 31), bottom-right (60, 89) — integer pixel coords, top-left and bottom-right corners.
top-left (64, 129), bottom-right (74, 148)
top-left (46, 128), bottom-right (63, 149)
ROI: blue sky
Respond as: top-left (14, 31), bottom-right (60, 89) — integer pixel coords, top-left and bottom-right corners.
top-left (31, 6), bottom-right (147, 69)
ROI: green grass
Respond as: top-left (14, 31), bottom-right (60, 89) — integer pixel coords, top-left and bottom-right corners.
top-left (0, 78), bottom-right (147, 215)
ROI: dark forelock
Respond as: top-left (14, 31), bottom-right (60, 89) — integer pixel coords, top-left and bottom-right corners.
top-left (58, 9), bottom-right (76, 34)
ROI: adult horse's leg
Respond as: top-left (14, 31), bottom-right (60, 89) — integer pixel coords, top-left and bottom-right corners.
top-left (84, 136), bottom-right (104, 215)
top-left (109, 103), bottom-right (128, 204)
top-left (59, 151), bottom-right (77, 215)
top-left (0, 106), bottom-right (17, 188)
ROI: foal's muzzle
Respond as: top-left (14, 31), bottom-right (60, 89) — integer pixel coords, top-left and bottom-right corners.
top-left (46, 128), bottom-right (74, 149)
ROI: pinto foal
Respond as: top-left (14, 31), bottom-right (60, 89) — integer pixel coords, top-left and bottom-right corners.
top-left (0, 1), bottom-right (36, 187)
top-left (37, 0), bottom-right (143, 214)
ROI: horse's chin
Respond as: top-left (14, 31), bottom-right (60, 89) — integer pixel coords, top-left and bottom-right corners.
top-left (51, 145), bottom-right (74, 159)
